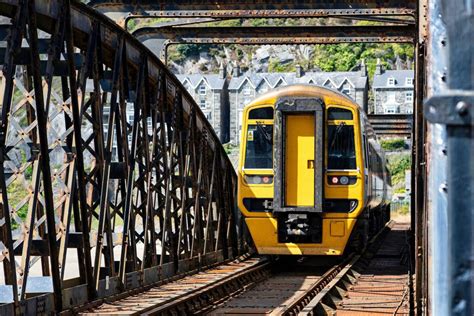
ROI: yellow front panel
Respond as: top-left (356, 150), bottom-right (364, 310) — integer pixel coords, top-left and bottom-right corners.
top-left (245, 217), bottom-right (357, 255)
top-left (285, 115), bottom-right (314, 206)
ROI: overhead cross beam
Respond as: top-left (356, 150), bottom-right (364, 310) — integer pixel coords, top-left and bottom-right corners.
top-left (88, 0), bottom-right (417, 17)
top-left (133, 25), bottom-right (416, 59)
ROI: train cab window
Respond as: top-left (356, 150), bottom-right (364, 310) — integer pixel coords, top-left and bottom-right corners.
top-left (328, 108), bottom-right (353, 120)
top-left (249, 107), bottom-right (274, 119)
top-left (244, 124), bottom-right (273, 169)
top-left (327, 124), bottom-right (356, 169)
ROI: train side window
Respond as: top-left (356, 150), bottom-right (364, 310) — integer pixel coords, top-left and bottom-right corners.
top-left (328, 107), bottom-right (353, 120)
top-left (248, 107), bottom-right (274, 120)
top-left (363, 134), bottom-right (369, 168)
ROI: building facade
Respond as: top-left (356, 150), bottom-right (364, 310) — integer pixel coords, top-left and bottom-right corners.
top-left (372, 62), bottom-right (414, 115)
top-left (227, 65), bottom-right (369, 144)
top-left (176, 64), bottom-right (229, 142)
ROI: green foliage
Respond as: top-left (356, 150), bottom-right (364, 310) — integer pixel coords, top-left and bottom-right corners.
top-left (398, 204), bottom-right (410, 215)
top-left (268, 59), bottom-right (296, 73)
top-left (311, 43), bottom-right (414, 76)
top-left (387, 153), bottom-right (411, 185)
top-left (250, 18), bottom-right (269, 27)
top-left (380, 138), bottom-right (406, 151)
top-left (126, 19), bottom-right (137, 31)
top-left (223, 143), bottom-right (238, 154)
top-left (8, 179), bottom-right (28, 230)
top-left (395, 187), bottom-right (406, 194)
top-left (212, 19), bottom-right (243, 27)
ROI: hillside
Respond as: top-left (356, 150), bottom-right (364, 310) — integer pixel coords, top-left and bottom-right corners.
top-left (128, 18), bottom-right (414, 78)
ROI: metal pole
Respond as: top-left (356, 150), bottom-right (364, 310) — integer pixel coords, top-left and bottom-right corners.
top-left (424, 1), bottom-right (474, 315)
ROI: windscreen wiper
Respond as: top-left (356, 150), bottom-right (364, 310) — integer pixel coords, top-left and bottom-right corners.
top-left (329, 122), bottom-right (346, 151)
top-left (256, 121), bottom-right (272, 144)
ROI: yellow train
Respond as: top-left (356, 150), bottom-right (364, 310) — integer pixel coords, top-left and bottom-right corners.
top-left (238, 85), bottom-right (391, 256)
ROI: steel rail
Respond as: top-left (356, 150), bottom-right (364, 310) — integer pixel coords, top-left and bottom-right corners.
top-left (298, 221), bottom-right (411, 315)
top-left (272, 255), bottom-right (355, 316)
top-left (74, 255), bottom-right (271, 315)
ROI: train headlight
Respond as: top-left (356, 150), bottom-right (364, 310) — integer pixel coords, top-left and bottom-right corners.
top-left (327, 176), bottom-right (357, 185)
top-left (339, 176), bottom-right (349, 185)
top-left (244, 175), bottom-right (273, 185)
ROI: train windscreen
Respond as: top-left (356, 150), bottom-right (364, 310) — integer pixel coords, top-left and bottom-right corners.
top-left (244, 123), bottom-right (273, 169)
top-left (327, 123), bottom-right (356, 169)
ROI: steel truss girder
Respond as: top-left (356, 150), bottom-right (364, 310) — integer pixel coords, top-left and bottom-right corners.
top-left (88, 0), bottom-right (416, 17)
top-left (133, 24), bottom-right (415, 59)
top-left (0, 0), bottom-right (242, 314)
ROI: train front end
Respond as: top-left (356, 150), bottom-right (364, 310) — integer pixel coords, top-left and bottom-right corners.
top-left (238, 86), bottom-right (365, 256)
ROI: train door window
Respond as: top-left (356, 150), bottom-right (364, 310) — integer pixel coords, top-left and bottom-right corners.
top-left (244, 124), bottom-right (273, 169)
top-left (327, 124), bottom-right (356, 169)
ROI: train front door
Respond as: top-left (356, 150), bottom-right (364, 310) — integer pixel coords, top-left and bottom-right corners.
top-left (285, 115), bottom-right (315, 206)
top-left (273, 97), bottom-right (324, 214)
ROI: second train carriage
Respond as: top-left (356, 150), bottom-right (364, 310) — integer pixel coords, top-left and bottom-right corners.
top-left (238, 85), bottom-right (391, 256)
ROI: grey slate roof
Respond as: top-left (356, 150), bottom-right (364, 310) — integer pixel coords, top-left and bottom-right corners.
top-left (228, 71), bottom-right (367, 90)
top-left (176, 74), bottom-right (226, 90)
top-left (373, 70), bottom-right (414, 89)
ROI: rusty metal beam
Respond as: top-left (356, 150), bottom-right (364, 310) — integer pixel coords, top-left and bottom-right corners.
top-left (88, 0), bottom-right (416, 17)
top-left (132, 24), bottom-right (415, 59)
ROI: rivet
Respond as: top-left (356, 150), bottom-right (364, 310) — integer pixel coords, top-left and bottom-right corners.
top-left (440, 182), bottom-right (448, 193)
top-left (455, 101), bottom-right (469, 116)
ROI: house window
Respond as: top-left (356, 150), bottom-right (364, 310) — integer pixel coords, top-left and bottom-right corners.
top-left (206, 112), bottom-right (212, 120)
top-left (199, 99), bottom-right (207, 109)
top-left (405, 91), bottom-right (414, 102)
top-left (384, 106), bottom-right (397, 114)
top-left (199, 84), bottom-right (206, 95)
top-left (387, 78), bottom-right (396, 86)
top-left (405, 78), bottom-right (414, 85)
top-left (341, 87), bottom-right (351, 95)
top-left (243, 85), bottom-right (251, 96)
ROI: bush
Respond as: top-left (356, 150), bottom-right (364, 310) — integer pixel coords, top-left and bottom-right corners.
top-left (381, 138), bottom-right (406, 151)
top-left (387, 153), bottom-right (411, 185)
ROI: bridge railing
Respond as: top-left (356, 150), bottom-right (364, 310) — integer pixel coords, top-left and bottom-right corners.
top-left (0, 0), bottom-right (245, 313)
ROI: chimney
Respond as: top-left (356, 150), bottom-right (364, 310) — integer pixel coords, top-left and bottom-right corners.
top-left (295, 64), bottom-right (304, 78)
top-left (232, 63), bottom-right (241, 77)
top-left (395, 55), bottom-right (403, 70)
top-left (375, 58), bottom-right (383, 75)
top-left (219, 62), bottom-right (226, 79)
top-left (360, 59), bottom-right (367, 77)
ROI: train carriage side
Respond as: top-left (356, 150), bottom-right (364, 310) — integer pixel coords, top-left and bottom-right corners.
top-left (238, 85), bottom-right (390, 256)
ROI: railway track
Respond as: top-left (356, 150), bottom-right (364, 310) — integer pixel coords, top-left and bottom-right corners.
top-left (73, 222), bottom-right (411, 315)
top-left (72, 255), bottom-right (271, 315)
top-left (209, 221), bottom-right (411, 315)
top-left (299, 221), bottom-right (411, 315)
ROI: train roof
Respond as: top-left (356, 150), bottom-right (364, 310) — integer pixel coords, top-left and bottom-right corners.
top-left (245, 84), bottom-right (360, 111)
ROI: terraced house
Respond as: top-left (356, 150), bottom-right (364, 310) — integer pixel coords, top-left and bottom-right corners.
top-left (228, 64), bottom-right (369, 144)
top-left (372, 60), bottom-right (415, 115)
top-left (176, 64), bottom-right (230, 142)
